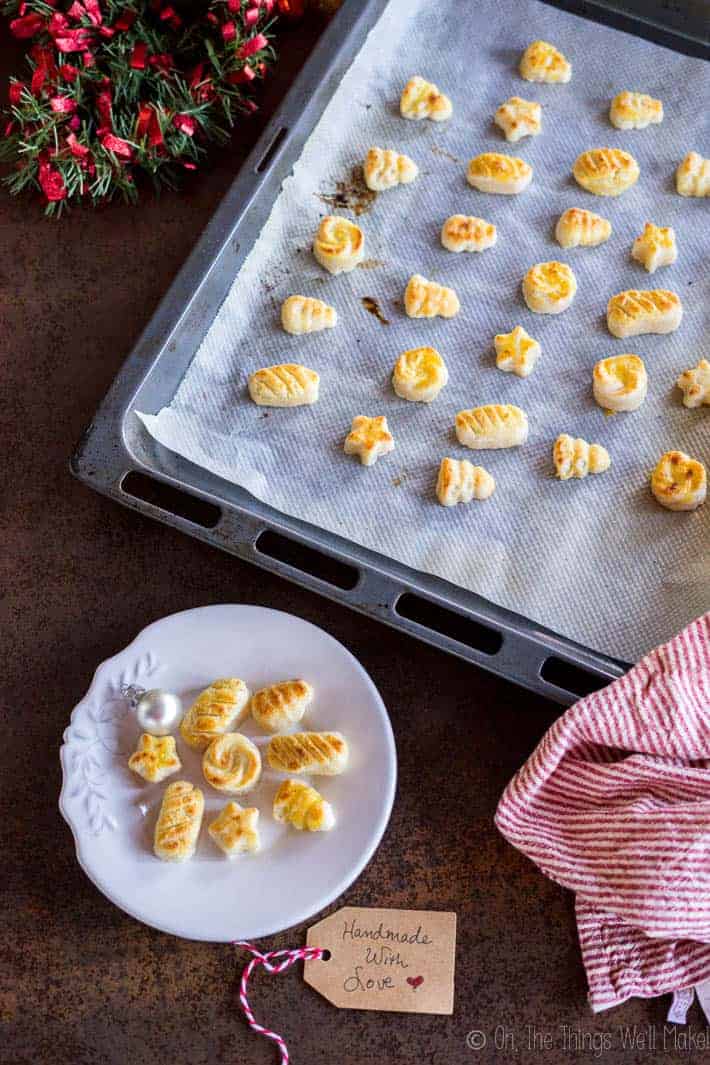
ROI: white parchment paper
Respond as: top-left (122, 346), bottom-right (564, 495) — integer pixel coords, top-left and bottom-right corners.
top-left (139, 0), bottom-right (710, 663)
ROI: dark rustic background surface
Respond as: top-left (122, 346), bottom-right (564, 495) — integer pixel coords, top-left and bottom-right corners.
top-left (1, 13), bottom-right (706, 1064)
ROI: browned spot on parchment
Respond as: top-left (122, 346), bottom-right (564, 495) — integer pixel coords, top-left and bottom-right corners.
top-left (361, 297), bottom-right (390, 325)
top-left (317, 166), bottom-right (377, 215)
top-left (431, 145), bottom-right (460, 163)
top-left (357, 258), bottom-right (385, 270)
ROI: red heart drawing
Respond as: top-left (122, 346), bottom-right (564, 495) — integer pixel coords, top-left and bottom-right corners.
top-left (407, 975), bottom-right (424, 990)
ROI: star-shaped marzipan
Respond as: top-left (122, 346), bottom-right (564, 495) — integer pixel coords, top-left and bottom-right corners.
top-left (677, 359), bottom-right (710, 409)
top-left (127, 734), bottom-right (181, 783)
top-left (632, 222), bottom-right (677, 273)
top-left (494, 325), bottom-right (541, 378)
top-left (344, 415), bottom-right (395, 466)
top-left (208, 802), bottom-right (260, 856)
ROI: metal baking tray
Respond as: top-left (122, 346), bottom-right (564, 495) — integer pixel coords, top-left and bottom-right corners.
top-left (71, 0), bottom-right (709, 706)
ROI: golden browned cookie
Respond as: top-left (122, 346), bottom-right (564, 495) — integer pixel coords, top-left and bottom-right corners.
top-left (631, 223), bottom-right (677, 274)
top-left (676, 151), bottom-right (710, 196)
top-left (609, 91), bottom-right (662, 130)
top-left (250, 680), bottom-right (313, 733)
top-left (281, 296), bottom-right (337, 336)
top-left (400, 76), bottom-right (452, 121)
top-left (248, 364), bottom-right (320, 408)
top-left (572, 148), bottom-right (639, 196)
top-left (153, 781), bottom-right (204, 862)
top-left (363, 147), bottom-right (418, 191)
top-left (555, 208), bottom-right (611, 249)
top-left (677, 360), bottom-right (710, 409)
top-left (202, 733), bottom-right (262, 794)
top-left (128, 734), bottom-right (181, 784)
top-left (455, 405), bottom-right (528, 450)
top-left (553, 435), bottom-right (610, 480)
top-left (592, 355), bottom-right (647, 412)
top-left (467, 153), bottom-right (532, 195)
top-left (179, 678), bottom-right (250, 750)
top-left (208, 802), bottom-right (260, 856)
top-left (313, 215), bottom-right (364, 274)
top-left (267, 731), bottom-right (349, 775)
top-left (436, 459), bottom-right (495, 507)
top-left (494, 326), bottom-right (541, 378)
top-left (273, 779), bottom-right (335, 831)
top-left (392, 348), bottom-right (449, 403)
top-left (343, 415), bottom-right (395, 467)
top-left (404, 274), bottom-right (460, 318)
top-left (651, 451), bottom-right (706, 511)
top-left (522, 262), bottom-right (577, 314)
top-left (519, 40), bottom-right (571, 83)
top-left (606, 289), bottom-right (682, 338)
top-left (440, 215), bottom-right (496, 253)
top-left (494, 97), bottom-right (541, 142)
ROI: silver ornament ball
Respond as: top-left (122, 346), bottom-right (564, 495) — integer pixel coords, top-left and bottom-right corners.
top-left (134, 688), bottom-right (182, 736)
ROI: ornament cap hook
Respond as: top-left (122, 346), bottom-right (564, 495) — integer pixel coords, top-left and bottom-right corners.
top-left (121, 683), bottom-right (146, 708)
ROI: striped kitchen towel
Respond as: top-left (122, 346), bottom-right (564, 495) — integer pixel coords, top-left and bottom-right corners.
top-left (496, 613), bottom-right (710, 1013)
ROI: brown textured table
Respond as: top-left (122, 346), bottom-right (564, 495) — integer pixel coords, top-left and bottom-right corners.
top-left (1, 16), bottom-right (703, 1065)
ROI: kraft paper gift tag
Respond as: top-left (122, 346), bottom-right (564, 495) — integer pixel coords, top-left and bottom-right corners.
top-left (304, 906), bottom-right (456, 1015)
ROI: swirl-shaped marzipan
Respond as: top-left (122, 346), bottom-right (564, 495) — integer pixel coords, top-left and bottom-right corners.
top-left (202, 733), bottom-right (262, 794)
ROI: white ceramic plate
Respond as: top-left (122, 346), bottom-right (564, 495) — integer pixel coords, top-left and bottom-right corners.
top-left (59, 605), bottom-right (397, 942)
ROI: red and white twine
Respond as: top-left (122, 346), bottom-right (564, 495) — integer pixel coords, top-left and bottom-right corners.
top-left (234, 940), bottom-right (325, 1063)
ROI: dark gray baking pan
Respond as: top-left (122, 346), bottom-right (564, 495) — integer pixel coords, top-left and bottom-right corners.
top-left (71, 0), bottom-right (709, 706)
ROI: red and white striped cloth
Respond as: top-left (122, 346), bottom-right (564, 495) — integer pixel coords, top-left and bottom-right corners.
top-left (496, 613), bottom-right (710, 1013)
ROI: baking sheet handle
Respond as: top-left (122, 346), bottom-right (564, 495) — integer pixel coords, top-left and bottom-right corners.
top-left (118, 469), bottom-right (627, 706)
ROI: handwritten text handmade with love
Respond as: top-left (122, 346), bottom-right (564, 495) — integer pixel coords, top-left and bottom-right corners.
top-left (304, 907), bottom-right (456, 1014)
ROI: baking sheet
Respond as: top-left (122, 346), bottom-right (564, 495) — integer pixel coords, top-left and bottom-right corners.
top-left (138, 0), bottom-right (710, 663)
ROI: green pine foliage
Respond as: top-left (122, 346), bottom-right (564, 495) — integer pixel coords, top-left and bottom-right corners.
top-left (0, 0), bottom-right (275, 213)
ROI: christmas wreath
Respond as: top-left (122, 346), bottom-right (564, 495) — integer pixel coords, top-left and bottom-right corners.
top-left (1, 0), bottom-right (302, 213)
